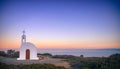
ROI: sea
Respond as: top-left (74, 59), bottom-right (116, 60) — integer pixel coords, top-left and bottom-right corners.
top-left (0, 48), bottom-right (120, 57)
top-left (37, 49), bottom-right (120, 57)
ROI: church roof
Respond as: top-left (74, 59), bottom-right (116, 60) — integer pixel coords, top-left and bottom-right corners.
top-left (21, 42), bottom-right (37, 49)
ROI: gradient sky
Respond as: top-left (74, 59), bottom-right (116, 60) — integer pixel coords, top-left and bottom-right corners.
top-left (0, 0), bottom-right (120, 49)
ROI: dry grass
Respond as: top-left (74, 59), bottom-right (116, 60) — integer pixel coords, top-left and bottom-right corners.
top-left (54, 61), bottom-right (71, 69)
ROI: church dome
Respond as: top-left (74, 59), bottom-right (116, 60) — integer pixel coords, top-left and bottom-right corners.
top-left (21, 42), bottom-right (37, 51)
top-left (21, 42), bottom-right (37, 49)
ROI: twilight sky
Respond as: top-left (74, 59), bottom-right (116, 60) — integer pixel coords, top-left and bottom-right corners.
top-left (0, 0), bottom-right (120, 49)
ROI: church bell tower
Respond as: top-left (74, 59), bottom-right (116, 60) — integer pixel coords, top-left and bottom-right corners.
top-left (21, 30), bottom-right (26, 44)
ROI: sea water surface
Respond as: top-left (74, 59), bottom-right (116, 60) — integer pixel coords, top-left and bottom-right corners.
top-left (38, 49), bottom-right (120, 57)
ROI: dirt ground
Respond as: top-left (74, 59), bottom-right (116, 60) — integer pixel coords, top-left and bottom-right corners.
top-left (0, 57), bottom-right (71, 69)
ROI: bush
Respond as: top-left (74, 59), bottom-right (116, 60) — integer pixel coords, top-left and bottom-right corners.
top-left (68, 53), bottom-right (120, 69)
top-left (0, 62), bottom-right (66, 69)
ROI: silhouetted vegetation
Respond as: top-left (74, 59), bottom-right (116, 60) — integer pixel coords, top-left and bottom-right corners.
top-left (37, 53), bottom-right (52, 57)
top-left (0, 63), bottom-right (66, 69)
top-left (0, 50), bottom-right (19, 58)
top-left (7, 50), bottom-right (19, 58)
top-left (0, 51), bottom-right (7, 57)
top-left (53, 53), bottom-right (120, 69)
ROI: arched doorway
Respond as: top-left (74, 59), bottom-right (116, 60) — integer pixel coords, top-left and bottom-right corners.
top-left (26, 49), bottom-right (30, 60)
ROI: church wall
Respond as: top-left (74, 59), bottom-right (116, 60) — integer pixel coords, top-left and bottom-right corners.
top-left (17, 42), bottom-right (38, 60)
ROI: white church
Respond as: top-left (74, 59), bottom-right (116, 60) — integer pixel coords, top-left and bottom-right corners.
top-left (17, 31), bottom-right (39, 60)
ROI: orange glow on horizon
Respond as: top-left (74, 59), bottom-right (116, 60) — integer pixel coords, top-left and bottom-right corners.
top-left (0, 37), bottom-right (120, 49)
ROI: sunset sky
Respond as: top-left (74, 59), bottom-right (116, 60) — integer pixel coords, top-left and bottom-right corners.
top-left (0, 0), bottom-right (120, 49)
